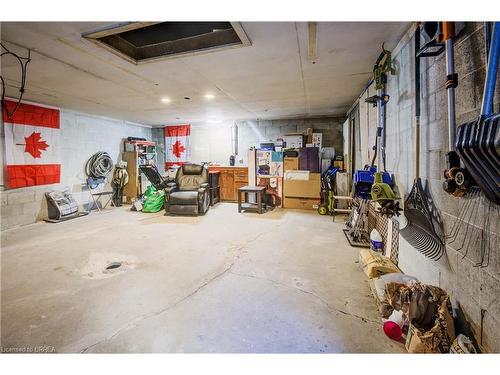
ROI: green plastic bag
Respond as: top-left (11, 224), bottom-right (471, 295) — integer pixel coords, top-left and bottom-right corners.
top-left (142, 190), bottom-right (165, 213)
top-left (144, 185), bottom-right (156, 198)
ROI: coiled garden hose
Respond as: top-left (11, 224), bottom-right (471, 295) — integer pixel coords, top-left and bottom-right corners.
top-left (85, 151), bottom-right (113, 178)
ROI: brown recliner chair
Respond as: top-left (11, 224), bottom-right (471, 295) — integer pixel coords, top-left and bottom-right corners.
top-left (164, 164), bottom-right (210, 216)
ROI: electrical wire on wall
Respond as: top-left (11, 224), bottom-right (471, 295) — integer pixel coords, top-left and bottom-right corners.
top-left (0, 42), bottom-right (31, 118)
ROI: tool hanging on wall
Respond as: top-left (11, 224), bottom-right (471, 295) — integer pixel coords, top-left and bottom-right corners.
top-left (441, 22), bottom-right (475, 197)
top-left (371, 172), bottom-right (400, 217)
top-left (416, 22), bottom-right (446, 58)
top-left (455, 22), bottom-right (500, 205)
top-left (364, 44), bottom-right (401, 217)
top-left (400, 25), bottom-right (446, 264)
top-left (366, 43), bottom-right (395, 172)
top-left (444, 186), bottom-right (499, 268)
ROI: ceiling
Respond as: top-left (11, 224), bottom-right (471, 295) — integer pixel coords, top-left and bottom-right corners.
top-left (1, 22), bottom-right (410, 126)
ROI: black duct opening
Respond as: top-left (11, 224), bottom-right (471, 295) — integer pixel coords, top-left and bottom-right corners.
top-left (84, 22), bottom-right (249, 63)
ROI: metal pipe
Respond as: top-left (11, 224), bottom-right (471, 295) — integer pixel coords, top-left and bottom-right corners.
top-left (481, 22), bottom-right (500, 117)
top-left (381, 90), bottom-right (386, 171)
top-left (231, 123), bottom-right (239, 155)
top-left (445, 36), bottom-right (457, 150)
top-left (415, 26), bottom-right (421, 179)
top-left (376, 88), bottom-right (383, 171)
top-left (484, 22), bottom-right (492, 114)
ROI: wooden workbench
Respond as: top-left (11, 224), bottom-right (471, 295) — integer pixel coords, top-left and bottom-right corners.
top-left (208, 166), bottom-right (249, 202)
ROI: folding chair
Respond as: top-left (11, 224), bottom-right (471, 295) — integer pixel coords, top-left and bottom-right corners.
top-left (86, 176), bottom-right (116, 212)
top-left (138, 164), bottom-right (173, 189)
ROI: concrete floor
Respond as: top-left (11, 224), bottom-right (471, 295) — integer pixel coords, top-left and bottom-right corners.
top-left (1, 204), bottom-right (404, 353)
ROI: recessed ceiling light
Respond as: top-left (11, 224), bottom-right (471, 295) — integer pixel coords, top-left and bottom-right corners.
top-left (161, 97), bottom-right (171, 103)
top-left (204, 93), bottom-right (215, 99)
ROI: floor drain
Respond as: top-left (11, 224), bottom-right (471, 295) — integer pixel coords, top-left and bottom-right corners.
top-left (105, 262), bottom-right (122, 270)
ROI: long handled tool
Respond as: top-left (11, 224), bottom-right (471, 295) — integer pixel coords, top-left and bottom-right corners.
top-left (442, 23), bottom-right (475, 197)
top-left (400, 26), bottom-right (446, 262)
top-left (365, 45), bottom-right (401, 217)
top-left (365, 44), bottom-right (394, 173)
top-left (456, 22), bottom-right (500, 205)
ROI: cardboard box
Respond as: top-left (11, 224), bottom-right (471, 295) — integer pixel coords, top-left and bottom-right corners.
top-left (298, 147), bottom-right (319, 172)
top-left (284, 157), bottom-right (299, 171)
top-left (283, 173), bottom-right (320, 198)
top-left (256, 150), bottom-right (283, 177)
top-left (284, 196), bottom-right (319, 210)
top-left (312, 133), bottom-right (322, 148)
top-left (283, 134), bottom-right (304, 148)
top-left (333, 159), bottom-right (344, 170)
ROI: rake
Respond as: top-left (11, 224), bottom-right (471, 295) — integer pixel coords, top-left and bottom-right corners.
top-left (445, 187), bottom-right (500, 268)
top-left (400, 26), bottom-right (446, 262)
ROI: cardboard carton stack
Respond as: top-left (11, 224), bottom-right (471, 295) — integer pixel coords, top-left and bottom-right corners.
top-left (283, 171), bottom-right (320, 210)
top-left (281, 129), bottom-right (323, 210)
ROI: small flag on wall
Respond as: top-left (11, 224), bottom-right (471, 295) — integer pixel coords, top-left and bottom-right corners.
top-left (2, 99), bottom-right (61, 189)
top-left (164, 124), bottom-right (191, 169)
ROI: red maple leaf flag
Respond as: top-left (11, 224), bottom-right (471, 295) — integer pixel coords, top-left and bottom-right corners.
top-left (164, 125), bottom-right (191, 168)
top-left (2, 100), bottom-right (61, 188)
top-left (22, 132), bottom-right (50, 158)
top-left (172, 140), bottom-right (186, 158)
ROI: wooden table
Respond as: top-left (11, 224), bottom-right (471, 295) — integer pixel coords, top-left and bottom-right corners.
top-left (237, 186), bottom-right (267, 214)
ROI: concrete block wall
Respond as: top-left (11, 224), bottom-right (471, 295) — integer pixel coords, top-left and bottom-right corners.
top-left (189, 116), bottom-right (345, 166)
top-left (1, 108), bottom-right (152, 230)
top-left (351, 22), bottom-right (500, 352)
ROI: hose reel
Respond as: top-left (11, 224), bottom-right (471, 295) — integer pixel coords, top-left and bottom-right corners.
top-left (85, 152), bottom-right (114, 188)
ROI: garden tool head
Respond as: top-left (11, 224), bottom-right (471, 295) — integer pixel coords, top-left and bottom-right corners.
top-left (401, 25), bottom-right (447, 266)
top-left (371, 172), bottom-right (401, 217)
top-left (455, 22), bottom-right (500, 205)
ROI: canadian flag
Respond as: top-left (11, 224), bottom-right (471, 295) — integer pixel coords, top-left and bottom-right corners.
top-left (2, 99), bottom-right (61, 189)
top-left (164, 124), bottom-right (191, 169)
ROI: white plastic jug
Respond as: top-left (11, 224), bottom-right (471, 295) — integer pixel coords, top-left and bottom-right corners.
top-left (370, 229), bottom-right (383, 252)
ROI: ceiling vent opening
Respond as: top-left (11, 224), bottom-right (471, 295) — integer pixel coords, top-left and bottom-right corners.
top-left (83, 22), bottom-right (251, 64)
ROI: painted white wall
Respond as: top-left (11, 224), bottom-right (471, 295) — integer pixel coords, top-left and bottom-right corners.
top-left (189, 122), bottom-right (235, 166)
top-left (1, 108), bottom-right (151, 230)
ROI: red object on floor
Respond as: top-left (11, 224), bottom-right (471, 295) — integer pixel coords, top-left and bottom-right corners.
top-left (383, 320), bottom-right (403, 340)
